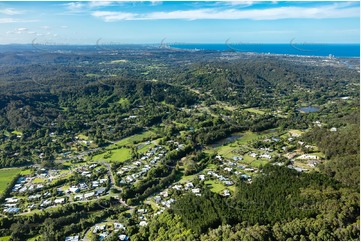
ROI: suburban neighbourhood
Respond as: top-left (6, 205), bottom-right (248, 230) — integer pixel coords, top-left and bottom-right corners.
top-left (1, 123), bottom-right (325, 240)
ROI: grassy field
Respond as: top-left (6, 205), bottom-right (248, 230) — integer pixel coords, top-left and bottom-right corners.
top-left (0, 236), bottom-right (10, 241)
top-left (288, 129), bottom-right (304, 136)
top-left (311, 152), bottom-right (325, 159)
top-left (204, 180), bottom-right (228, 193)
top-left (206, 164), bottom-right (218, 170)
top-left (32, 177), bottom-right (46, 183)
top-left (11, 130), bottom-right (23, 135)
top-left (27, 235), bottom-right (41, 241)
top-left (85, 73), bottom-right (101, 77)
top-left (77, 134), bottom-right (89, 140)
top-left (20, 169), bottom-right (32, 175)
top-left (60, 106), bottom-right (69, 112)
top-left (251, 159), bottom-right (269, 168)
top-left (110, 59), bottom-right (128, 64)
top-left (178, 173), bottom-right (197, 184)
top-left (242, 154), bottom-right (257, 164)
top-left (236, 131), bottom-right (261, 145)
top-left (137, 142), bottom-right (155, 154)
top-left (92, 148), bottom-right (132, 162)
top-left (206, 131), bottom-right (261, 159)
top-left (118, 97), bottom-right (130, 106)
top-left (110, 131), bottom-right (155, 148)
top-left (244, 108), bottom-right (266, 115)
top-left (0, 168), bottom-right (22, 195)
top-left (146, 199), bottom-right (159, 211)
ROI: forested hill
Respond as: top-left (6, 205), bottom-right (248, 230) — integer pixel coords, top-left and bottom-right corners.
top-left (0, 48), bottom-right (359, 167)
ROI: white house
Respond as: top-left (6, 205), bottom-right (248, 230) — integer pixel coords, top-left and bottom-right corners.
top-left (84, 192), bottom-right (95, 199)
top-left (139, 221), bottom-right (148, 227)
top-left (69, 186), bottom-right (80, 193)
top-left (249, 152), bottom-right (257, 158)
top-left (191, 188), bottom-right (200, 194)
top-left (222, 190), bottom-right (230, 197)
top-left (54, 198), bottom-right (65, 204)
top-left (185, 183), bottom-right (194, 189)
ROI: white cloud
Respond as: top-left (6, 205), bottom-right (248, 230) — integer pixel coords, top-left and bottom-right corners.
top-left (92, 4), bottom-right (359, 21)
top-left (0, 18), bottom-right (37, 24)
top-left (6, 27), bottom-right (37, 35)
top-left (64, 1), bottom-right (115, 13)
top-left (65, 2), bottom-right (85, 12)
top-left (222, 1), bottom-right (255, 7)
top-left (89, 1), bottom-right (114, 8)
top-left (92, 11), bottom-right (137, 21)
top-left (0, 8), bottom-right (25, 15)
top-left (150, 1), bottom-right (163, 6)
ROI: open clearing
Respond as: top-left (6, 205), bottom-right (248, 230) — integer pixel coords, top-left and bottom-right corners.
top-left (244, 108), bottom-right (266, 115)
top-left (110, 130), bottom-right (156, 148)
top-left (205, 131), bottom-right (262, 159)
top-left (0, 168), bottom-right (22, 195)
top-left (92, 148), bottom-right (132, 163)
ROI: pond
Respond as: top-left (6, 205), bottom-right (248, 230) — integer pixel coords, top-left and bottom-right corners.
top-left (298, 106), bottom-right (320, 113)
top-left (210, 134), bottom-right (243, 148)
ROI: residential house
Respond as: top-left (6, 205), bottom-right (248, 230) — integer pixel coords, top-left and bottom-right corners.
top-left (69, 186), bottom-right (80, 193)
top-left (185, 183), bottom-right (194, 189)
top-left (139, 221), bottom-right (148, 227)
top-left (172, 185), bottom-right (183, 191)
top-left (160, 190), bottom-right (168, 198)
top-left (79, 183), bottom-right (88, 190)
top-left (54, 198), bottom-right (65, 204)
top-left (95, 187), bottom-right (107, 196)
top-left (118, 234), bottom-right (129, 241)
top-left (224, 167), bottom-right (233, 172)
top-left (154, 196), bottom-right (162, 204)
top-left (74, 194), bottom-right (83, 201)
top-left (249, 152), bottom-right (257, 158)
top-left (92, 181), bottom-right (99, 188)
top-left (191, 188), bottom-right (200, 194)
top-left (65, 236), bottom-right (79, 241)
top-left (5, 198), bottom-right (18, 203)
top-left (84, 192), bottom-right (95, 199)
top-left (137, 209), bottom-right (148, 214)
top-left (114, 223), bottom-right (125, 231)
top-left (260, 154), bottom-right (272, 160)
top-left (222, 190), bottom-right (231, 197)
top-left (224, 180), bottom-right (233, 186)
top-left (3, 208), bottom-right (20, 214)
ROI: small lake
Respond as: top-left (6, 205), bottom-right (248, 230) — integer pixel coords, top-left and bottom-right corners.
top-left (210, 134), bottom-right (243, 148)
top-left (298, 106), bottom-right (320, 113)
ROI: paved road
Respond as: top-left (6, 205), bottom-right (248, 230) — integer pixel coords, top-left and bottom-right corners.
top-left (100, 161), bottom-right (131, 208)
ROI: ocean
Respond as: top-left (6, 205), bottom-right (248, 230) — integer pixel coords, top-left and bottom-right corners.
top-left (169, 43), bottom-right (360, 58)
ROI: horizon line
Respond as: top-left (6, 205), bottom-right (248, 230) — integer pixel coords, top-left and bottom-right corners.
top-left (1, 42), bottom-right (360, 46)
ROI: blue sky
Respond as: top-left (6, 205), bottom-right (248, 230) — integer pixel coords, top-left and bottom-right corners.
top-left (0, 1), bottom-right (359, 44)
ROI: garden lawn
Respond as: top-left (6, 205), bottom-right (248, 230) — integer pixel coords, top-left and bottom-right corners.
top-left (205, 180), bottom-right (227, 194)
